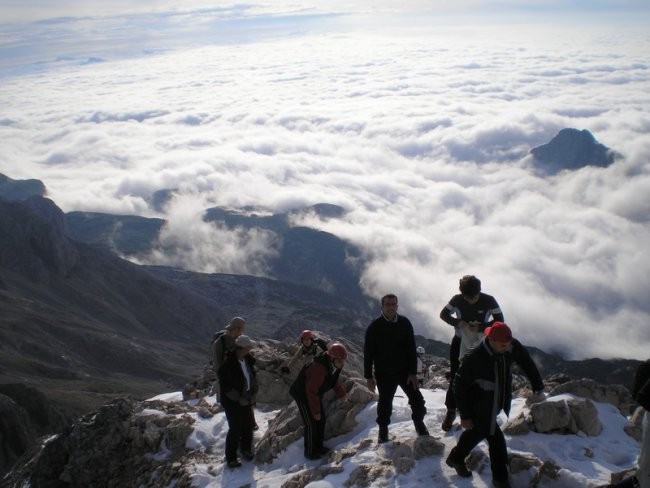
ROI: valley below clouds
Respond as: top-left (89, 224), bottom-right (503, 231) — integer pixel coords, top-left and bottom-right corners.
top-left (1, 3), bottom-right (649, 360)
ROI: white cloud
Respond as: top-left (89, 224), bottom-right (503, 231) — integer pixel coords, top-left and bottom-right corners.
top-left (135, 193), bottom-right (280, 276)
top-left (0, 15), bottom-right (649, 360)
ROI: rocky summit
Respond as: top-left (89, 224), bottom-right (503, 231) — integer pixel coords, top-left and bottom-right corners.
top-left (0, 346), bottom-right (643, 487)
top-left (530, 128), bottom-right (618, 175)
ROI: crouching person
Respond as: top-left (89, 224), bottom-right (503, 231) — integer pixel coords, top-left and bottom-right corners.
top-left (289, 342), bottom-right (350, 460)
top-left (218, 334), bottom-right (259, 468)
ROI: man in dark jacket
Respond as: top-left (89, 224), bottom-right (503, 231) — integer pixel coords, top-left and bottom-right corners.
top-left (439, 275), bottom-right (504, 431)
top-left (364, 294), bottom-right (428, 443)
top-left (218, 334), bottom-right (259, 468)
top-left (289, 342), bottom-right (349, 460)
top-left (445, 322), bottom-right (544, 488)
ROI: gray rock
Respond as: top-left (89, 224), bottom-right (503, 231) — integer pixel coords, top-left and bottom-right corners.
top-left (549, 378), bottom-right (632, 414)
top-left (531, 400), bottom-right (577, 433)
top-left (567, 397), bottom-right (602, 436)
top-left (503, 412), bottom-right (532, 435)
top-left (255, 378), bottom-right (372, 463)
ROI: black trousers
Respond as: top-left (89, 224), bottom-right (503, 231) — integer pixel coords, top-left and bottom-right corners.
top-left (448, 423), bottom-right (509, 482)
top-left (221, 396), bottom-right (254, 462)
top-left (445, 334), bottom-right (461, 409)
top-left (375, 371), bottom-right (426, 427)
top-left (294, 398), bottom-right (325, 457)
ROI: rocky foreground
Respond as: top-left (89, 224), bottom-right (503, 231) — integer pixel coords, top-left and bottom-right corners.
top-left (1, 337), bottom-right (643, 488)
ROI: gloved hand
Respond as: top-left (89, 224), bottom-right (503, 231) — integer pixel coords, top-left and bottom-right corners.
top-left (281, 366), bottom-right (291, 374)
top-left (526, 390), bottom-right (545, 406)
top-left (238, 397), bottom-right (250, 406)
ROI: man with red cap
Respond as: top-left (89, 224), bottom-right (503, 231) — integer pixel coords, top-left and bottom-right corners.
top-left (445, 322), bottom-right (544, 488)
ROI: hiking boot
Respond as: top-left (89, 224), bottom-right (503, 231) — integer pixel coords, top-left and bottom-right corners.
top-left (492, 479), bottom-right (512, 488)
top-left (445, 456), bottom-right (472, 478)
top-left (441, 409), bottom-right (456, 432)
top-left (241, 450), bottom-right (254, 461)
top-left (414, 420), bottom-right (429, 436)
top-left (378, 425), bottom-right (389, 444)
top-left (226, 459), bottom-right (242, 468)
top-left (318, 446), bottom-right (331, 456)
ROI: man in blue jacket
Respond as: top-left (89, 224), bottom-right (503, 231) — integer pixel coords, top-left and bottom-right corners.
top-left (364, 294), bottom-right (428, 443)
top-left (445, 322), bottom-right (544, 488)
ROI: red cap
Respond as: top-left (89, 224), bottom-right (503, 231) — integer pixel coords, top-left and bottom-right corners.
top-left (484, 322), bottom-right (513, 343)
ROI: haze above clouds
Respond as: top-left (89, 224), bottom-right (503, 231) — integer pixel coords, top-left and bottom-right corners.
top-left (1, 2), bottom-right (649, 360)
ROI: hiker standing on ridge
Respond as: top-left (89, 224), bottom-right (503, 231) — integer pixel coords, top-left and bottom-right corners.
top-left (218, 334), bottom-right (259, 469)
top-left (445, 322), bottom-right (544, 488)
top-left (212, 316), bottom-right (246, 376)
top-left (211, 316), bottom-right (259, 430)
top-left (364, 293), bottom-right (428, 443)
top-left (281, 329), bottom-right (328, 375)
top-left (439, 275), bottom-right (504, 431)
top-left (289, 342), bottom-right (350, 460)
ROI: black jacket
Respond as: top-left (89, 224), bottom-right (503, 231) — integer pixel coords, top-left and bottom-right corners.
top-left (364, 314), bottom-right (417, 378)
top-left (218, 352), bottom-right (259, 403)
top-left (454, 337), bottom-right (543, 434)
top-left (440, 292), bottom-right (503, 331)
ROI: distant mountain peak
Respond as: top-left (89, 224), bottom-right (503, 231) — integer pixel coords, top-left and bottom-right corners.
top-left (530, 128), bottom-right (619, 175)
top-left (289, 203), bottom-right (346, 219)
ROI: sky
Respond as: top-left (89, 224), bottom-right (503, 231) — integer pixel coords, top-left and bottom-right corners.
top-left (1, 2), bottom-right (650, 360)
top-left (150, 387), bottom-right (641, 487)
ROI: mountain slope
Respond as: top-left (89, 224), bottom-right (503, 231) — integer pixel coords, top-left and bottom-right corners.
top-left (0, 197), bottom-right (227, 404)
top-left (0, 185), bottom-right (375, 475)
top-left (65, 202), bottom-right (369, 306)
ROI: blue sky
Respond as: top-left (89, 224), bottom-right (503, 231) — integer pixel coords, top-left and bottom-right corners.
top-left (1, 1), bottom-right (649, 360)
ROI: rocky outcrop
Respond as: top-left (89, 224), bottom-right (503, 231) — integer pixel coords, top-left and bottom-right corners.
top-left (530, 128), bottom-right (618, 175)
top-left (548, 378), bottom-right (632, 414)
top-left (3, 353), bottom-right (641, 487)
top-left (0, 384), bottom-right (70, 476)
top-left (0, 198), bottom-right (78, 281)
top-left (185, 336), bottom-right (365, 406)
top-left (0, 397), bottom-right (215, 488)
top-left (281, 435), bottom-right (444, 488)
top-left (0, 394), bottom-right (36, 475)
top-left (0, 174), bottom-right (46, 202)
top-left (529, 397), bottom-right (602, 436)
top-left (504, 380), bottom-right (634, 437)
top-left (255, 378), bottom-right (374, 463)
